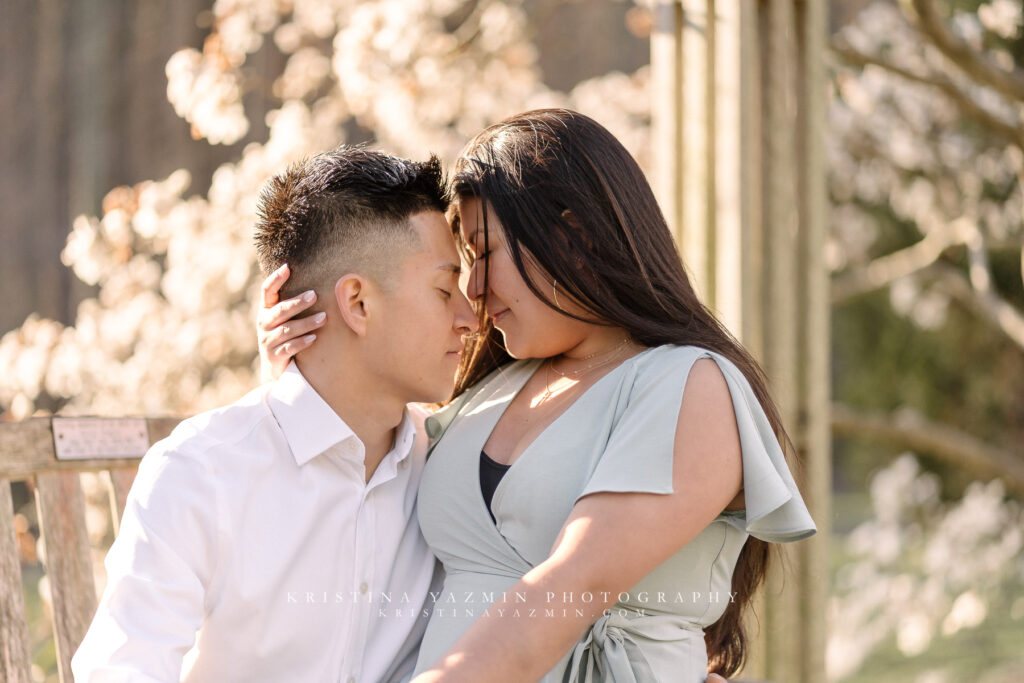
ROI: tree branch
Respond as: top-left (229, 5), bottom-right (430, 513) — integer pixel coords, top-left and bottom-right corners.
top-left (831, 221), bottom-right (968, 303)
top-left (928, 262), bottom-right (1024, 352)
top-left (902, 0), bottom-right (1024, 104)
top-left (832, 402), bottom-right (1024, 496)
top-left (831, 38), bottom-right (1024, 148)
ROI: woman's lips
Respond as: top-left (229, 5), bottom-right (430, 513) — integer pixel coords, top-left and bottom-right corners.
top-left (490, 309), bottom-right (510, 323)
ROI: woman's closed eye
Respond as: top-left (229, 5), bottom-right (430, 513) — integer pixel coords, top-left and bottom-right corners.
top-left (438, 288), bottom-right (453, 300)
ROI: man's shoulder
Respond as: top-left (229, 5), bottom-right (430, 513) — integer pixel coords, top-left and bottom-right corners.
top-left (147, 385), bottom-right (273, 468)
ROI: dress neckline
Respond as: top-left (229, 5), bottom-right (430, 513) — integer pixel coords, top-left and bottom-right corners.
top-left (494, 346), bottom-right (658, 462)
top-left (480, 449), bottom-right (511, 470)
top-left (477, 346), bottom-right (660, 523)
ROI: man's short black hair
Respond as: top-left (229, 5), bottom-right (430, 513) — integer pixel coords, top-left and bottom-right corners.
top-left (254, 146), bottom-right (449, 303)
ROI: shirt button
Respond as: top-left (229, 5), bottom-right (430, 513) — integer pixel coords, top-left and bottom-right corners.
top-left (399, 459), bottom-right (409, 469)
top-left (359, 582), bottom-right (368, 594)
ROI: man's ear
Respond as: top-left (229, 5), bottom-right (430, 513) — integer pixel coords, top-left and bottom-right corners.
top-left (334, 274), bottom-right (371, 336)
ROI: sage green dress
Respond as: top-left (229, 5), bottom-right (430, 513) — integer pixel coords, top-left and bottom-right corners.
top-left (412, 345), bottom-right (816, 682)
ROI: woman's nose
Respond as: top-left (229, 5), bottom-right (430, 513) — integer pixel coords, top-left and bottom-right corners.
top-left (454, 289), bottom-right (479, 335)
top-left (466, 261), bottom-right (484, 302)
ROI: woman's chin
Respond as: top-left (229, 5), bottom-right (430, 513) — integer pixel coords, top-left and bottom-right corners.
top-left (496, 330), bottom-right (528, 359)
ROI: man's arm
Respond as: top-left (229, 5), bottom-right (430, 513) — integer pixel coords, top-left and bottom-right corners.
top-left (72, 436), bottom-right (220, 682)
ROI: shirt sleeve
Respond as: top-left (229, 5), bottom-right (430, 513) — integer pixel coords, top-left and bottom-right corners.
top-left (71, 430), bottom-right (220, 682)
top-left (575, 346), bottom-right (817, 543)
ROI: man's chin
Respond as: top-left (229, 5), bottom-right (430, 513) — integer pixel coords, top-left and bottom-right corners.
top-left (412, 382), bottom-right (456, 406)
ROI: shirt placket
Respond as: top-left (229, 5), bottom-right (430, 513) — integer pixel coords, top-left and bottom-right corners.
top-left (341, 473), bottom-right (377, 683)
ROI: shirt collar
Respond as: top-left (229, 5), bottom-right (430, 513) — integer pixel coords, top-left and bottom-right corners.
top-left (391, 406), bottom-right (417, 461)
top-left (268, 361), bottom-right (356, 467)
top-left (268, 361), bottom-right (418, 468)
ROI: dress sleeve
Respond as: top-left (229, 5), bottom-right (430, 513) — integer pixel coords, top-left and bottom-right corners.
top-left (575, 346), bottom-right (817, 544)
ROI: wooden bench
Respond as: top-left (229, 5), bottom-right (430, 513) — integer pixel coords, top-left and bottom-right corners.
top-left (0, 417), bottom-right (178, 683)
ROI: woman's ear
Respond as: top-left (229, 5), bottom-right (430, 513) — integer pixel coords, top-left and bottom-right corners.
top-left (334, 274), bottom-right (370, 336)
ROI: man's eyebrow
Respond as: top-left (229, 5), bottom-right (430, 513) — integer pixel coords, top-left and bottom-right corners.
top-left (437, 263), bottom-right (462, 275)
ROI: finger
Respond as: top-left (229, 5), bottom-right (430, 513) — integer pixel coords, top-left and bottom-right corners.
top-left (261, 263), bottom-right (290, 308)
top-left (272, 334), bottom-right (317, 359)
top-left (706, 675), bottom-right (728, 683)
top-left (266, 312), bottom-right (326, 348)
top-left (259, 290), bottom-right (317, 331)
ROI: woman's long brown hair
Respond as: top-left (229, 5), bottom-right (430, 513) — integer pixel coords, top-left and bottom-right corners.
top-left (447, 109), bottom-right (795, 677)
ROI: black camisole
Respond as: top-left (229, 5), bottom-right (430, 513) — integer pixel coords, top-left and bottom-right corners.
top-left (479, 450), bottom-right (511, 524)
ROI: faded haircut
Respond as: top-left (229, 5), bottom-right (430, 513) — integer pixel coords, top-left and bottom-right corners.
top-left (254, 146), bottom-right (448, 305)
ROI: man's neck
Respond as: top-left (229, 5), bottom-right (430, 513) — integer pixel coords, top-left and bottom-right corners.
top-left (294, 348), bottom-right (405, 483)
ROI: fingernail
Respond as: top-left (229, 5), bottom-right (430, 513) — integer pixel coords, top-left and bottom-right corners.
top-left (313, 312), bottom-right (326, 323)
top-left (302, 290), bottom-right (315, 303)
top-left (303, 334), bottom-right (316, 344)
top-left (276, 263), bottom-right (288, 273)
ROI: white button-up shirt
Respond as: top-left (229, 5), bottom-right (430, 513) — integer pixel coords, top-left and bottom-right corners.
top-left (72, 362), bottom-right (439, 682)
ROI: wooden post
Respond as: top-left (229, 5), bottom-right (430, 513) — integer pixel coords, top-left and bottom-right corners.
top-left (761, 0), bottom-right (802, 679)
top-left (0, 481), bottom-right (33, 683)
top-left (650, 1), bottom-right (830, 681)
top-left (652, 0), bottom-right (685, 249)
top-left (0, 417), bottom-right (179, 681)
top-left (36, 471), bottom-right (97, 682)
top-left (106, 466), bottom-right (139, 535)
top-left (679, 0), bottom-right (715, 303)
top-left (796, 1), bottom-right (831, 680)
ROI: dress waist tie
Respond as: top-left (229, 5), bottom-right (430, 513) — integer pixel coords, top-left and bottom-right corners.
top-left (563, 611), bottom-right (704, 683)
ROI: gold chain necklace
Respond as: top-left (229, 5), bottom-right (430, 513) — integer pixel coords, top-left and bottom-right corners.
top-left (540, 337), bottom-right (632, 402)
top-left (549, 337), bottom-right (632, 379)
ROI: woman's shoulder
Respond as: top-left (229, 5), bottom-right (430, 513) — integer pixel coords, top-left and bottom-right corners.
top-left (631, 343), bottom-right (741, 380)
top-left (625, 345), bottom-right (751, 418)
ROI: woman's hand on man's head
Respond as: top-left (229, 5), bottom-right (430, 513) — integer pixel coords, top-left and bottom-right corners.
top-left (256, 264), bottom-right (327, 383)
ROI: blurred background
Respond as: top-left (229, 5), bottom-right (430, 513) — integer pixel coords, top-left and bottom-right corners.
top-left (0, 0), bottom-right (1022, 681)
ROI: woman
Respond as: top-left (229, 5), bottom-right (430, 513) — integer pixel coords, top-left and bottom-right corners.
top-left (259, 109), bottom-right (816, 682)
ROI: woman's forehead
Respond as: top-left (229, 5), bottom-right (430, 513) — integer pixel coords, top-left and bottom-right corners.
top-left (457, 197), bottom-right (482, 239)
top-left (457, 196), bottom-right (501, 243)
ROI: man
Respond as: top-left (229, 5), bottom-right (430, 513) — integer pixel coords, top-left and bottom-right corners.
top-left (72, 147), bottom-right (478, 682)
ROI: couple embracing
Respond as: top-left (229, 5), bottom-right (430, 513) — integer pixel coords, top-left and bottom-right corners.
top-left (73, 109), bottom-right (816, 683)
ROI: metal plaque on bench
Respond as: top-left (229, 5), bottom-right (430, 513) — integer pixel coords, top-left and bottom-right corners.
top-left (52, 417), bottom-right (150, 460)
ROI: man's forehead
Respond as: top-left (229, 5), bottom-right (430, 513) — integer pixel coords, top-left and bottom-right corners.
top-left (435, 262), bottom-right (461, 275)
top-left (405, 211), bottom-right (461, 266)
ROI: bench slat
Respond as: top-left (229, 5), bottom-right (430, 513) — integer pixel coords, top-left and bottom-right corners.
top-left (0, 480), bottom-right (32, 683)
top-left (0, 417), bottom-right (180, 479)
top-left (35, 471), bottom-right (97, 683)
